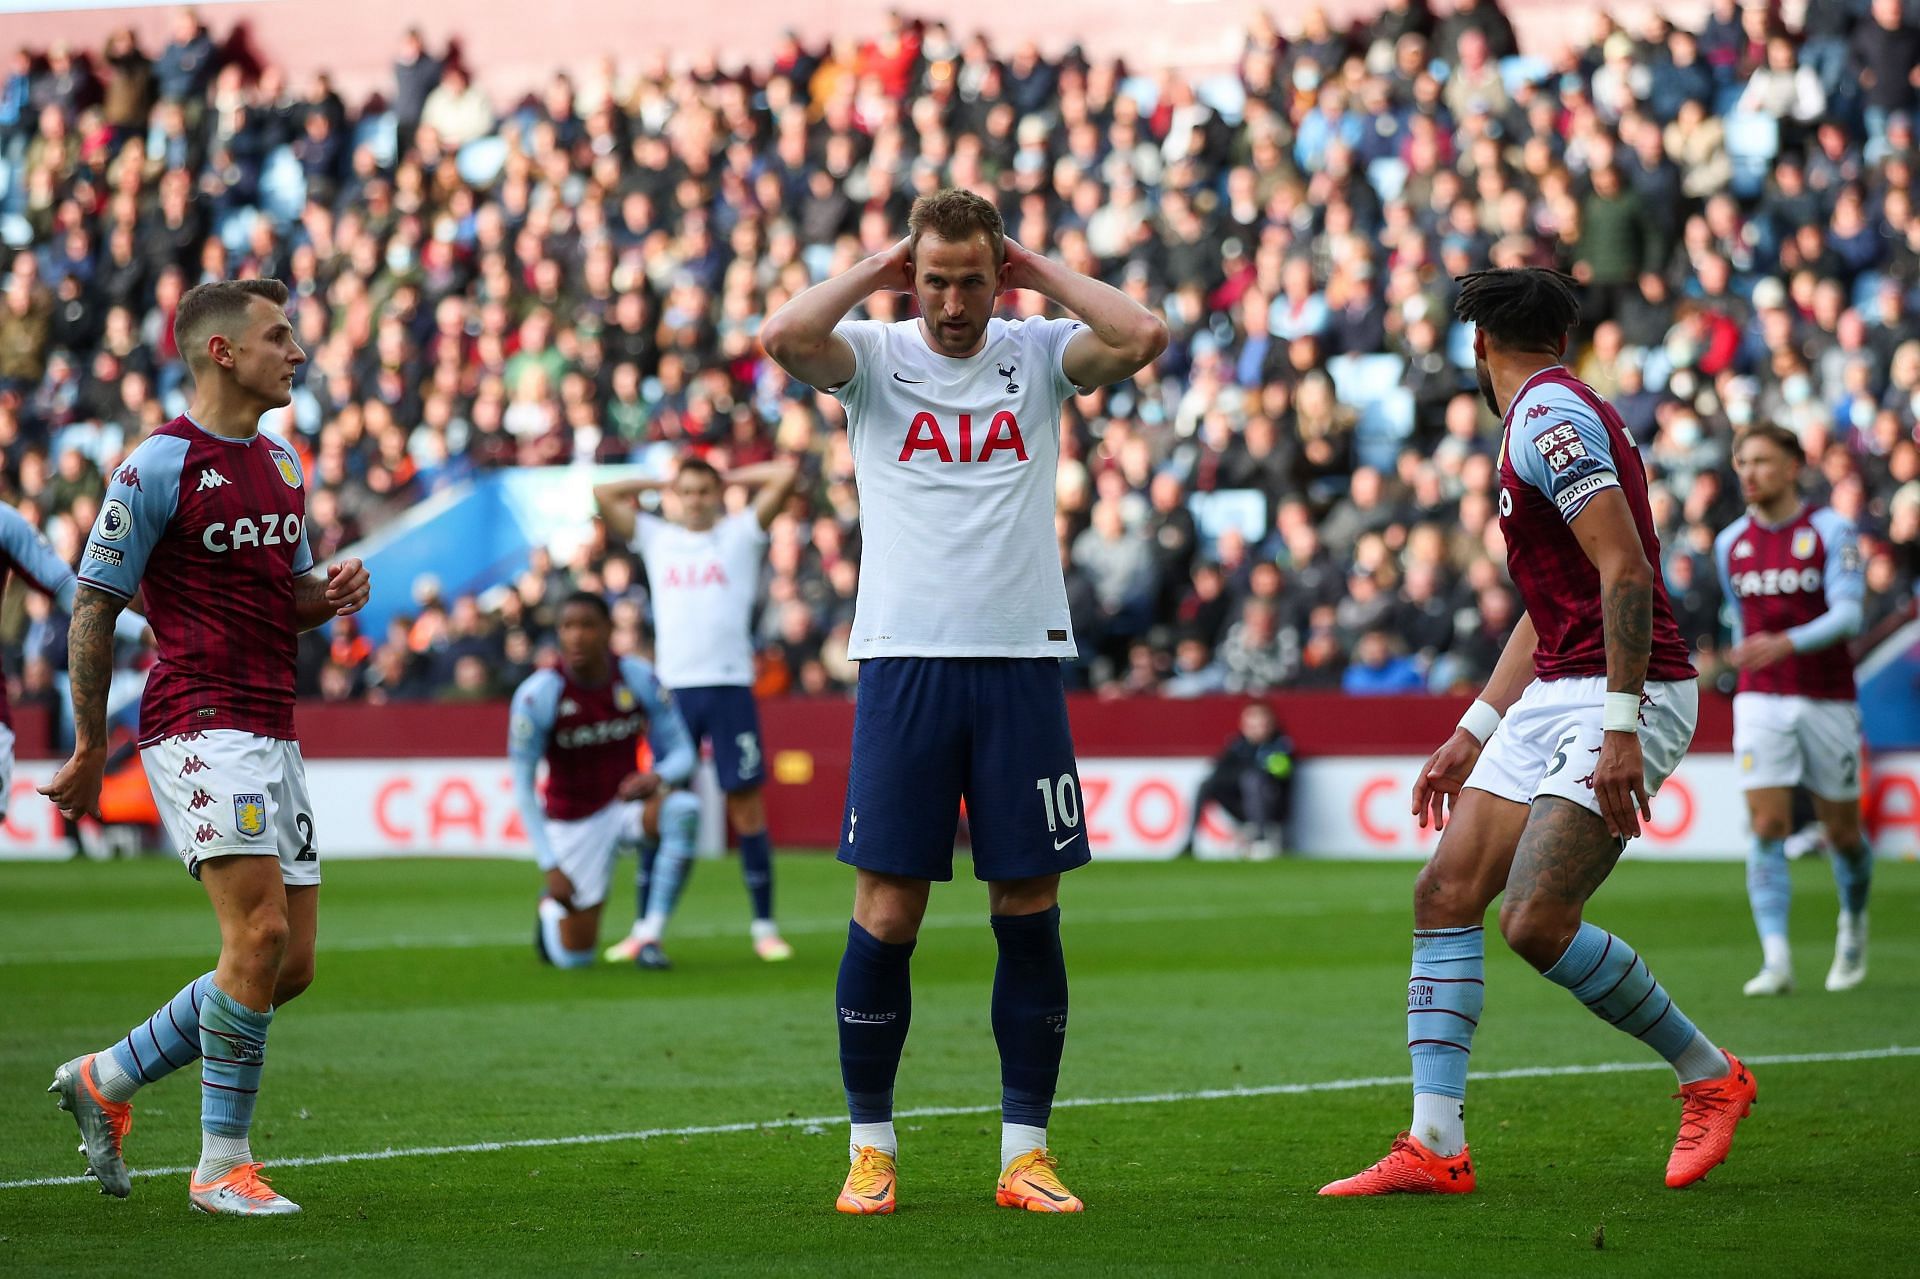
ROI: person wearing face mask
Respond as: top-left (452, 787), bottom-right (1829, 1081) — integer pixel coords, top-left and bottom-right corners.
top-left (1713, 422), bottom-right (1873, 998)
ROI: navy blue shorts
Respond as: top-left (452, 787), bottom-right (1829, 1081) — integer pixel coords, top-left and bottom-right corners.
top-left (838, 658), bottom-right (1089, 883)
top-left (671, 685), bottom-right (764, 792)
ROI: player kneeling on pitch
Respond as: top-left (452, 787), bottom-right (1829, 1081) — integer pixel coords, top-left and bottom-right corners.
top-left (44, 279), bottom-right (370, 1216)
top-left (509, 592), bottom-right (698, 970)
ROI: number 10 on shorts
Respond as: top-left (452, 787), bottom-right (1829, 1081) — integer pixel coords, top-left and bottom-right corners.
top-left (1035, 774), bottom-right (1081, 832)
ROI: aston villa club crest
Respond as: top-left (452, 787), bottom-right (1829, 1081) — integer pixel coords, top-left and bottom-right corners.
top-left (267, 447), bottom-right (301, 489)
top-left (1791, 527), bottom-right (1817, 560)
top-left (234, 793), bottom-right (267, 837)
top-left (615, 685), bottom-right (637, 712)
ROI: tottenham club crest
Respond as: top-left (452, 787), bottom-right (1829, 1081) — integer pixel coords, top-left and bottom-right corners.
top-left (234, 793), bottom-right (267, 838)
top-left (267, 446), bottom-right (301, 489)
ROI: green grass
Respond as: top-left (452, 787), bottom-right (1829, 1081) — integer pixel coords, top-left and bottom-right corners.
top-left (0, 852), bottom-right (1915, 1275)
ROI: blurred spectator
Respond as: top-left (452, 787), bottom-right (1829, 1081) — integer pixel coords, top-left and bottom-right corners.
top-left (1182, 701), bottom-right (1294, 857)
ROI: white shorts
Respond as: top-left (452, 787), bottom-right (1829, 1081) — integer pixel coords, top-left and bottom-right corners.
top-left (141, 730), bottom-right (318, 886)
top-left (0, 722), bottom-right (14, 820)
top-left (543, 800), bottom-right (643, 910)
top-left (1732, 692), bottom-right (1862, 799)
top-left (1466, 677), bottom-right (1698, 820)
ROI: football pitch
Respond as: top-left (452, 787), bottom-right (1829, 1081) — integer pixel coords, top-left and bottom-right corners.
top-left (1, 852), bottom-right (1914, 1276)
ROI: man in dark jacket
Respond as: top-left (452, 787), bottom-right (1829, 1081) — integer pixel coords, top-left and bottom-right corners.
top-left (1182, 701), bottom-right (1295, 857)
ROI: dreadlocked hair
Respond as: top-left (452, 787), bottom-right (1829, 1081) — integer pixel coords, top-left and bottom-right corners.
top-left (1453, 268), bottom-right (1582, 354)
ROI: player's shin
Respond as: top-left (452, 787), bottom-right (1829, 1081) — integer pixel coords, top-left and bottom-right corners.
top-left (536, 897), bottom-right (594, 968)
top-left (1746, 835), bottom-right (1793, 974)
top-left (195, 984), bottom-right (273, 1180)
top-left (739, 829), bottom-right (775, 923)
top-left (990, 906), bottom-right (1068, 1170)
top-left (637, 792), bottom-right (700, 942)
top-left (1831, 837), bottom-right (1872, 919)
top-left (837, 920), bottom-right (914, 1159)
top-left (1408, 927), bottom-right (1484, 1157)
top-left (1542, 923), bottom-right (1727, 1084)
top-left (97, 972), bottom-right (214, 1100)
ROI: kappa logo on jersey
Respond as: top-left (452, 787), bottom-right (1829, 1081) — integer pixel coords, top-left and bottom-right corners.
top-left (189, 788), bottom-right (214, 811)
top-left (112, 466), bottom-right (141, 490)
top-left (178, 755), bottom-right (210, 777)
top-left (1732, 539), bottom-right (1754, 559)
top-left (194, 823), bottom-right (219, 844)
top-left (1791, 528), bottom-right (1818, 560)
top-left (268, 446), bottom-right (301, 488)
top-left (196, 467), bottom-right (231, 492)
top-left (558, 698), bottom-right (580, 717)
top-left (169, 730), bottom-right (207, 744)
top-left (898, 411), bottom-right (1029, 463)
top-left (1525, 403), bottom-right (1552, 421)
top-left (98, 499), bottom-right (133, 542)
top-left (201, 512), bottom-right (303, 553)
top-left (233, 793), bottom-right (266, 837)
top-left (1533, 422), bottom-right (1590, 474)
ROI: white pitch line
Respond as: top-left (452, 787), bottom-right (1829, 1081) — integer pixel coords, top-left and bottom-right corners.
top-left (0, 898), bottom-right (1403, 967)
top-left (5, 1044), bottom-right (1914, 1192)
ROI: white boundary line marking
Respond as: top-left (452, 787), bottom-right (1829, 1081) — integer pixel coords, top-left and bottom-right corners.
top-left (6, 1044), bottom-right (1914, 1192)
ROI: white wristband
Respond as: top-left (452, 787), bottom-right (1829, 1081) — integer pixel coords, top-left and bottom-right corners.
top-left (1457, 699), bottom-right (1501, 745)
top-left (1603, 691), bottom-right (1642, 734)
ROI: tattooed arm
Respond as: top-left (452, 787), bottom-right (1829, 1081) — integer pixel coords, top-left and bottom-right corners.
top-left (1570, 488), bottom-right (1656, 837)
top-left (294, 557), bottom-right (370, 632)
top-left (39, 586), bottom-right (127, 819)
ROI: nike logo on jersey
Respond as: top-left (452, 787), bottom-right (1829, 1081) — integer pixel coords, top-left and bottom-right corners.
top-left (197, 468), bottom-right (231, 491)
top-left (891, 372), bottom-right (925, 384)
top-left (1053, 833), bottom-right (1082, 851)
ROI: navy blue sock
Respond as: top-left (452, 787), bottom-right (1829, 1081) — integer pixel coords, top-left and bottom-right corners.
top-left (739, 830), bottom-right (775, 921)
top-left (990, 906), bottom-right (1069, 1128)
top-left (837, 920), bottom-right (915, 1123)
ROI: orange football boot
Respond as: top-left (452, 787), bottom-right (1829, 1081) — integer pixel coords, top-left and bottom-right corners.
top-left (1666, 1051), bottom-right (1757, 1188)
top-left (836, 1146), bottom-right (896, 1215)
top-left (1319, 1132), bottom-right (1476, 1196)
top-left (996, 1149), bottom-right (1084, 1212)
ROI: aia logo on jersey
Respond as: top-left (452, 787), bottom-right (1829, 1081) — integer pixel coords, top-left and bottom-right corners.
top-left (112, 466), bottom-right (141, 490)
top-left (662, 563), bottom-right (729, 589)
top-left (899, 411), bottom-right (1029, 463)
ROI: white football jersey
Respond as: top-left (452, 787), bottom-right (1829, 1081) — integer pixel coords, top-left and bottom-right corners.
top-left (832, 315), bottom-right (1084, 659)
top-left (631, 509), bottom-right (766, 688)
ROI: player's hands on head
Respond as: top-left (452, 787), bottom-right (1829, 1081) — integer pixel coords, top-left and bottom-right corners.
top-left (325, 558), bottom-right (370, 616)
top-left (1592, 731), bottom-right (1651, 840)
top-left (1413, 728), bottom-right (1483, 831)
top-left (878, 237), bottom-right (914, 293)
top-left (1731, 632), bottom-right (1795, 671)
top-left (999, 237), bottom-right (1045, 292)
top-left (618, 772), bottom-right (662, 803)
top-left (40, 748), bottom-right (107, 822)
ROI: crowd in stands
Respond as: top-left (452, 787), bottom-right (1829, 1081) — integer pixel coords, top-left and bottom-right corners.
top-left (1, 0), bottom-right (1918, 711)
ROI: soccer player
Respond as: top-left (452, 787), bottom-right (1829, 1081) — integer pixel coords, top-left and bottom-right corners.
top-left (592, 456), bottom-right (801, 963)
top-left (42, 279), bottom-right (369, 1217)
top-left (761, 188), bottom-right (1166, 1215)
top-left (1714, 423), bottom-right (1870, 994)
top-left (0, 501), bottom-right (148, 816)
top-left (1321, 269), bottom-right (1754, 1198)
top-left (509, 591), bottom-right (698, 969)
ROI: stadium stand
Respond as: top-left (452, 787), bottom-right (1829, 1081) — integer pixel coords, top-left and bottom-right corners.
top-left (0, 0), bottom-right (1916, 715)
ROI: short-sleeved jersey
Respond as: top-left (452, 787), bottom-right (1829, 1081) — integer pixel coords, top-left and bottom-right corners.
top-left (831, 316), bottom-right (1084, 659)
top-left (78, 415), bottom-right (313, 742)
top-left (631, 509), bottom-right (764, 688)
top-left (1714, 505), bottom-right (1861, 699)
top-left (1498, 368), bottom-right (1695, 684)
top-left (509, 655), bottom-right (694, 820)
top-left (0, 502), bottom-right (79, 728)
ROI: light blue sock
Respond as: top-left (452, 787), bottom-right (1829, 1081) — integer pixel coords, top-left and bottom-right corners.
top-left (1746, 835), bottom-right (1791, 947)
top-left (1544, 923), bottom-right (1711, 1070)
top-left (107, 971), bottom-right (212, 1091)
top-left (1408, 926), bottom-right (1484, 1100)
top-left (536, 898), bottom-right (595, 968)
top-left (642, 791), bottom-right (701, 922)
top-left (198, 984), bottom-right (272, 1139)
top-left (1832, 839), bottom-right (1873, 916)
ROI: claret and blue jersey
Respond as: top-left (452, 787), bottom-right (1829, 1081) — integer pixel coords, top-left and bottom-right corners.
top-left (1714, 505), bottom-right (1864, 700)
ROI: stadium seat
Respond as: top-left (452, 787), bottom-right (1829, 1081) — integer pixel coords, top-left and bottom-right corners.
top-left (456, 135), bottom-right (510, 188)
top-left (1354, 388), bottom-right (1416, 472)
top-left (1725, 112), bottom-right (1779, 200)
top-left (258, 145), bottom-right (307, 224)
top-left (1327, 353), bottom-right (1406, 412)
top-left (1188, 489), bottom-right (1268, 551)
